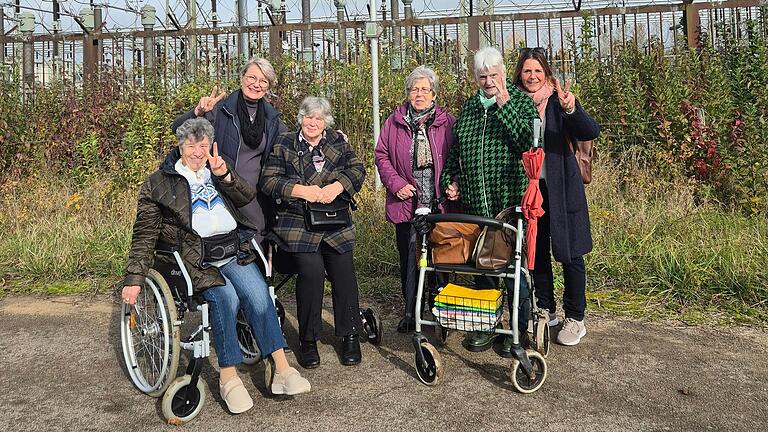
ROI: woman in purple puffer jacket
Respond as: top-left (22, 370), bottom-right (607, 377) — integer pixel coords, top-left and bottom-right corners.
top-left (374, 66), bottom-right (456, 334)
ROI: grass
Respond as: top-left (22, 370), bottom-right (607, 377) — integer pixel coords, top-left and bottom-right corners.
top-left (0, 165), bottom-right (766, 325)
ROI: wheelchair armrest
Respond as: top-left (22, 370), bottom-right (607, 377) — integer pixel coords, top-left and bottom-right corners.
top-left (154, 240), bottom-right (179, 255)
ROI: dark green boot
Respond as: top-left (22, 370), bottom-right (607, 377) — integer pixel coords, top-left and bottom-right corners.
top-left (463, 330), bottom-right (500, 352)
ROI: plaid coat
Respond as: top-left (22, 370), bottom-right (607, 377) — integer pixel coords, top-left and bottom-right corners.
top-left (440, 81), bottom-right (538, 217)
top-left (260, 129), bottom-right (366, 253)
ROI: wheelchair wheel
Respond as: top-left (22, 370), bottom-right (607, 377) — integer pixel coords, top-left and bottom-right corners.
top-left (275, 299), bottom-right (286, 329)
top-left (533, 316), bottom-right (551, 358)
top-left (161, 375), bottom-right (206, 425)
top-left (361, 307), bottom-right (382, 345)
top-left (236, 310), bottom-right (262, 366)
top-left (263, 357), bottom-right (275, 393)
top-left (415, 342), bottom-right (442, 386)
top-left (121, 269), bottom-right (180, 397)
top-left (510, 350), bottom-right (547, 394)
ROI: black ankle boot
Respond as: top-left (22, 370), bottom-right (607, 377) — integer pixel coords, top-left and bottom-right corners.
top-left (397, 316), bottom-right (415, 334)
top-left (298, 340), bottom-right (320, 369)
top-left (341, 334), bottom-right (361, 366)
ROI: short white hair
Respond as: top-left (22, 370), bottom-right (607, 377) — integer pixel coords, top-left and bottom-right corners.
top-left (296, 96), bottom-right (335, 127)
top-left (473, 46), bottom-right (505, 79)
top-left (176, 117), bottom-right (214, 147)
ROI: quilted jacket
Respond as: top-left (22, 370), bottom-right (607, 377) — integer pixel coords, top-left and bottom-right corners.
top-left (440, 81), bottom-right (538, 217)
top-left (123, 148), bottom-right (260, 294)
top-left (260, 129), bottom-right (366, 254)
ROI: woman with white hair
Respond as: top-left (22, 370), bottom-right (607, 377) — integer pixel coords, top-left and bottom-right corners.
top-left (374, 65), bottom-right (455, 334)
top-left (260, 96), bottom-right (366, 369)
top-left (172, 57), bottom-right (287, 243)
top-left (439, 46), bottom-right (539, 356)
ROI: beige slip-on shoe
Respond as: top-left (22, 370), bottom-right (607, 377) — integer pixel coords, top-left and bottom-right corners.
top-left (271, 367), bottom-right (311, 395)
top-left (219, 376), bottom-right (254, 414)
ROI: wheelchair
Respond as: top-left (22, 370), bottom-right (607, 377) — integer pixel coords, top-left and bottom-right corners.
top-left (120, 238), bottom-right (382, 424)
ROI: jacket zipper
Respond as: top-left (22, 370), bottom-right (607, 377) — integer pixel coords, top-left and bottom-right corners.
top-left (223, 105), bottom-right (242, 171)
top-left (480, 108), bottom-right (491, 217)
top-left (165, 169), bottom-right (204, 267)
top-left (429, 128), bottom-right (440, 196)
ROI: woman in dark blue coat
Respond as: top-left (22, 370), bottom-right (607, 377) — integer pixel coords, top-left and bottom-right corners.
top-left (172, 57), bottom-right (288, 242)
top-left (513, 48), bottom-right (600, 346)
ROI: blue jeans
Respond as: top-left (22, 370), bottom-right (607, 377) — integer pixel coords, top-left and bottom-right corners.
top-left (203, 259), bottom-right (286, 368)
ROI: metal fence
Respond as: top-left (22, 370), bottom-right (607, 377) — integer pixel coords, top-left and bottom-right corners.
top-left (1, 0), bottom-right (765, 97)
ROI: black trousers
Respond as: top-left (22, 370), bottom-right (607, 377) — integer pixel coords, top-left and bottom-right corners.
top-left (395, 222), bottom-right (419, 318)
top-left (396, 222), bottom-right (444, 318)
top-left (532, 181), bottom-right (587, 321)
top-left (292, 242), bottom-right (363, 341)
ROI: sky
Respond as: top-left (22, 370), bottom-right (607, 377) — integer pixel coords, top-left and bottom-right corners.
top-left (2, 0), bottom-right (676, 34)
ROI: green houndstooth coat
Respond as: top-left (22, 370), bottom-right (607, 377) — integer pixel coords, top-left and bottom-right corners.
top-left (440, 81), bottom-right (538, 217)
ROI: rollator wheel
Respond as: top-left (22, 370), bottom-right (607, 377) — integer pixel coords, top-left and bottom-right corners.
top-left (361, 307), bottom-right (383, 345)
top-left (275, 299), bottom-right (286, 329)
top-left (161, 375), bottom-right (206, 425)
top-left (534, 317), bottom-right (551, 358)
top-left (510, 350), bottom-right (547, 394)
top-left (236, 310), bottom-right (262, 365)
top-left (121, 268), bottom-right (180, 397)
top-left (415, 342), bottom-right (442, 386)
top-left (263, 357), bottom-right (275, 393)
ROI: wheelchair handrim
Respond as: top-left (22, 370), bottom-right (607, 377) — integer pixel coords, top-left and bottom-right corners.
top-left (121, 278), bottom-right (172, 394)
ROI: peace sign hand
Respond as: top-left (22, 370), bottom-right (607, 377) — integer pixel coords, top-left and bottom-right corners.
top-left (207, 142), bottom-right (228, 178)
top-left (555, 78), bottom-right (576, 113)
top-left (195, 85), bottom-right (227, 117)
top-left (493, 76), bottom-right (510, 107)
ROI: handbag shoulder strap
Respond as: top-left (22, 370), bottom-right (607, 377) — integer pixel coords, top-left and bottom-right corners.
top-left (292, 134), bottom-right (309, 185)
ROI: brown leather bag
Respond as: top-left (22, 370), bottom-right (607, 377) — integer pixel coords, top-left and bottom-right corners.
top-left (472, 207), bottom-right (516, 271)
top-left (429, 222), bottom-right (481, 265)
top-left (571, 138), bottom-right (597, 184)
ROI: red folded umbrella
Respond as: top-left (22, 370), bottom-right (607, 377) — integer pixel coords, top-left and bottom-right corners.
top-left (521, 147), bottom-right (545, 270)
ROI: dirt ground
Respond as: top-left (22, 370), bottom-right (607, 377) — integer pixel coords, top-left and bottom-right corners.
top-left (0, 294), bottom-right (766, 432)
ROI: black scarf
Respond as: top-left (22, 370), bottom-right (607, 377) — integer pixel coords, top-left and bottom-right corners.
top-left (236, 90), bottom-right (266, 149)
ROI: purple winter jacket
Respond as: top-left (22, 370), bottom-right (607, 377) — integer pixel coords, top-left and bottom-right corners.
top-left (374, 102), bottom-right (456, 224)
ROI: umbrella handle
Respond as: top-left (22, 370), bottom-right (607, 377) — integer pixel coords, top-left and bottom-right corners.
top-left (532, 118), bottom-right (542, 148)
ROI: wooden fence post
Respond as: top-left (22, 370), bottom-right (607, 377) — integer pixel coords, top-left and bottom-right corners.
top-left (684, 2), bottom-right (702, 50)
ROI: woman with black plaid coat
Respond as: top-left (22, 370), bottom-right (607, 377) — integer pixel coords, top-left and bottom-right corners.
top-left (260, 96), bottom-right (366, 369)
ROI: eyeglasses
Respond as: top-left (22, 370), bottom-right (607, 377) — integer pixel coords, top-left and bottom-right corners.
top-left (519, 47), bottom-right (547, 57)
top-left (181, 142), bottom-right (210, 151)
top-left (243, 74), bottom-right (269, 86)
top-left (409, 87), bottom-right (433, 95)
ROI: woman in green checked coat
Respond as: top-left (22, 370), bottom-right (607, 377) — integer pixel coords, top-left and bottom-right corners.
top-left (439, 46), bottom-right (539, 356)
top-left (260, 96), bottom-right (366, 370)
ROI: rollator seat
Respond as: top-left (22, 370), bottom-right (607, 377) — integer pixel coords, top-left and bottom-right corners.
top-left (431, 263), bottom-right (512, 277)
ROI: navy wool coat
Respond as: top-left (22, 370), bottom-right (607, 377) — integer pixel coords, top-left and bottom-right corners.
top-left (541, 94), bottom-right (600, 263)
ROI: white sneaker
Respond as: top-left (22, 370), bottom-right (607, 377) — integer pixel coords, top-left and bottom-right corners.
top-left (556, 318), bottom-right (586, 346)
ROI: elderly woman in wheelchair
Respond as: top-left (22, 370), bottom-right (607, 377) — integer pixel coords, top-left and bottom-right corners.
top-left (121, 117), bottom-right (310, 421)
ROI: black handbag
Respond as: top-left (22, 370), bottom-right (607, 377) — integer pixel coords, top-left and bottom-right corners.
top-left (295, 137), bottom-right (352, 232)
top-left (304, 199), bottom-right (352, 231)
